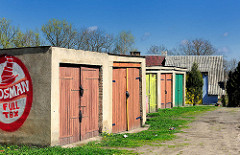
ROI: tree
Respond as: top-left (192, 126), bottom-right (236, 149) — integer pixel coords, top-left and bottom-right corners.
top-left (114, 31), bottom-right (134, 55)
top-left (147, 45), bottom-right (167, 55)
top-left (222, 58), bottom-right (239, 81)
top-left (180, 39), bottom-right (216, 55)
top-left (226, 61), bottom-right (240, 107)
top-left (13, 30), bottom-right (41, 47)
top-left (186, 62), bottom-right (203, 105)
top-left (75, 28), bottom-right (114, 52)
top-left (147, 45), bottom-right (176, 55)
top-left (42, 19), bottom-right (76, 49)
top-left (0, 18), bottom-right (19, 48)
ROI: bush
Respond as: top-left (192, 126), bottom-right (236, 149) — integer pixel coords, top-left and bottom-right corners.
top-left (186, 62), bottom-right (203, 105)
top-left (226, 61), bottom-right (240, 107)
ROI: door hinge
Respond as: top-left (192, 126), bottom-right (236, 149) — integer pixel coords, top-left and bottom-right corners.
top-left (112, 123), bottom-right (116, 126)
top-left (112, 80), bottom-right (116, 83)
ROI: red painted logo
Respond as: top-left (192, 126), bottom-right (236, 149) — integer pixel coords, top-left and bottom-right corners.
top-left (0, 55), bottom-right (33, 132)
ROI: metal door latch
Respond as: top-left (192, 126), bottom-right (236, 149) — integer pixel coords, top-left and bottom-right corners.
top-left (79, 110), bottom-right (82, 123)
top-left (126, 91), bottom-right (130, 99)
top-left (80, 85), bottom-right (84, 97)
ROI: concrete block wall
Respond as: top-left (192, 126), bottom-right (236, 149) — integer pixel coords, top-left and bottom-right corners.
top-left (0, 47), bottom-right (52, 146)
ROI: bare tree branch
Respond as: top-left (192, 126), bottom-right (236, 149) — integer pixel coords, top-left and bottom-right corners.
top-left (180, 39), bottom-right (216, 55)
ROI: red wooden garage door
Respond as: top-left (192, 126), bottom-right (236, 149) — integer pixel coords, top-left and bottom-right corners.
top-left (161, 74), bottom-right (172, 109)
top-left (112, 68), bottom-right (127, 133)
top-left (80, 67), bottom-right (99, 140)
top-left (128, 68), bottom-right (141, 130)
top-left (112, 67), bottom-right (141, 133)
top-left (59, 67), bottom-right (80, 145)
top-left (59, 65), bottom-right (99, 145)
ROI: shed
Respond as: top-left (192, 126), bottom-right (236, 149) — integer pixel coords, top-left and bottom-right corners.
top-left (165, 56), bottom-right (224, 104)
top-left (0, 47), bottom-right (146, 146)
top-left (145, 56), bottom-right (187, 112)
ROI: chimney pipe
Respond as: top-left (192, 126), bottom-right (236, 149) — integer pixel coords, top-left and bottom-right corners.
top-left (130, 51), bottom-right (141, 56)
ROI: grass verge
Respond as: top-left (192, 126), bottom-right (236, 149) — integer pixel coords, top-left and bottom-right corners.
top-left (90, 106), bottom-right (217, 148)
top-left (0, 145), bottom-right (133, 155)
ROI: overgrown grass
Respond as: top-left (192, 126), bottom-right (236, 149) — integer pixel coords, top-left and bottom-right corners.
top-left (0, 145), bottom-right (132, 155)
top-left (91, 106), bottom-right (217, 148)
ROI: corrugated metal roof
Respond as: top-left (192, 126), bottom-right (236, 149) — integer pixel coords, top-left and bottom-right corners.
top-left (145, 56), bottom-right (165, 67)
top-left (165, 55), bottom-right (224, 96)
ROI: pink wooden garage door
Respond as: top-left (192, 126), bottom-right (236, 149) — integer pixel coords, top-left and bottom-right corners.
top-left (112, 67), bottom-right (141, 133)
top-left (112, 68), bottom-right (127, 133)
top-left (161, 74), bottom-right (172, 109)
top-left (59, 66), bottom-right (99, 145)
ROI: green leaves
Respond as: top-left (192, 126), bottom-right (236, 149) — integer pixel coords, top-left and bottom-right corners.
top-left (186, 62), bottom-right (203, 105)
top-left (227, 61), bottom-right (240, 107)
top-left (114, 31), bottom-right (135, 55)
top-left (0, 18), bottom-right (19, 48)
top-left (0, 18), bottom-right (42, 48)
top-left (41, 19), bottom-right (77, 49)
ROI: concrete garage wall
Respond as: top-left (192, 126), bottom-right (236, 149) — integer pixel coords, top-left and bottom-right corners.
top-left (0, 47), bottom-right (52, 146)
top-left (146, 66), bottom-right (187, 109)
top-left (108, 55), bottom-right (146, 126)
top-left (51, 47), bottom-right (109, 146)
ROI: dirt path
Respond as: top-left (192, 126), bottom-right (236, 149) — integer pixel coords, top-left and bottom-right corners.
top-left (134, 107), bottom-right (240, 155)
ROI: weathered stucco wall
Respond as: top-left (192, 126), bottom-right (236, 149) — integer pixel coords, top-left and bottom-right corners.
top-left (0, 47), bottom-right (52, 146)
top-left (51, 47), bottom-right (109, 146)
top-left (108, 55), bottom-right (147, 126)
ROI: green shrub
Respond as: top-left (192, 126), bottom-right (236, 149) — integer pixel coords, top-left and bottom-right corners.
top-left (227, 61), bottom-right (240, 107)
top-left (186, 62), bottom-right (203, 105)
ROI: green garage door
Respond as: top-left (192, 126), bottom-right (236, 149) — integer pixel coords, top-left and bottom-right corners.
top-left (175, 74), bottom-right (183, 107)
top-left (146, 74), bottom-right (157, 113)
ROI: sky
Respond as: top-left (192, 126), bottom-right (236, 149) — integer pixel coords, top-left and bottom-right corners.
top-left (0, 0), bottom-right (240, 60)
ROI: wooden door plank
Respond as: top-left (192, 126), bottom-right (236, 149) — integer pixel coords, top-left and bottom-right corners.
top-left (59, 67), bottom-right (80, 145)
top-left (128, 68), bottom-right (141, 130)
top-left (149, 74), bottom-right (157, 112)
top-left (166, 74), bottom-right (172, 108)
top-left (161, 74), bottom-right (166, 109)
top-left (80, 67), bottom-right (99, 140)
top-left (112, 68), bottom-right (127, 133)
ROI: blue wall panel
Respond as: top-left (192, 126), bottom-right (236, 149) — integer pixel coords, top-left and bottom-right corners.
top-left (202, 74), bottom-right (218, 104)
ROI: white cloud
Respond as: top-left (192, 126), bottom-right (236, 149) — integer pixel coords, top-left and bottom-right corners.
top-left (181, 39), bottom-right (188, 45)
top-left (218, 47), bottom-right (230, 53)
top-left (87, 26), bottom-right (98, 32)
top-left (141, 32), bottom-right (151, 41)
top-left (223, 32), bottom-right (229, 37)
